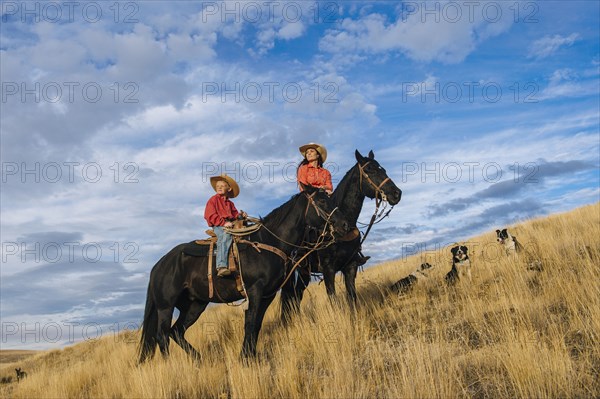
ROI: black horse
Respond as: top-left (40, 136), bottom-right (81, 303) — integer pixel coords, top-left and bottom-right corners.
top-left (281, 150), bottom-right (401, 319)
top-left (138, 185), bottom-right (350, 362)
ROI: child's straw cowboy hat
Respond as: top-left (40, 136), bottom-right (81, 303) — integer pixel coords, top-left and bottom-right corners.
top-left (210, 174), bottom-right (240, 198)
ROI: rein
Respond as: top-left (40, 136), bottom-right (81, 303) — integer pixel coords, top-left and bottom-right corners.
top-left (327, 161), bottom-right (396, 275)
top-left (240, 192), bottom-right (342, 292)
top-left (247, 192), bottom-right (339, 251)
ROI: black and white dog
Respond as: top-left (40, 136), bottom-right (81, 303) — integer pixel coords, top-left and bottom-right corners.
top-left (496, 228), bottom-right (543, 270)
top-left (445, 245), bottom-right (471, 285)
top-left (496, 228), bottom-right (523, 256)
top-left (15, 368), bottom-right (27, 382)
top-left (390, 262), bottom-right (435, 294)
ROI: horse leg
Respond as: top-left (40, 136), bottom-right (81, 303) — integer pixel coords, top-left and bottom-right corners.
top-left (241, 293), bottom-right (276, 359)
top-left (280, 287), bottom-right (298, 325)
top-left (170, 300), bottom-right (208, 362)
top-left (280, 269), bottom-right (309, 324)
top-left (156, 307), bottom-right (174, 358)
top-left (343, 265), bottom-right (358, 311)
top-left (241, 286), bottom-right (268, 359)
top-left (253, 293), bottom-right (276, 341)
top-left (323, 267), bottom-right (337, 301)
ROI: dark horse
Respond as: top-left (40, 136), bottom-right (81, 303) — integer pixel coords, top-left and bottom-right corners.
top-left (280, 150), bottom-right (401, 319)
top-left (138, 185), bottom-right (350, 362)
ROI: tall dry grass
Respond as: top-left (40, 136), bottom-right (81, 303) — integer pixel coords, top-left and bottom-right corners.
top-left (2, 203), bottom-right (599, 398)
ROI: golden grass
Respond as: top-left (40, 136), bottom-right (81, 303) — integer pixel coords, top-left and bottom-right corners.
top-left (2, 202), bottom-right (599, 398)
top-left (0, 351), bottom-right (38, 365)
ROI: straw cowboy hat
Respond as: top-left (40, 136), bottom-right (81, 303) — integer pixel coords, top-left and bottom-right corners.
top-left (299, 142), bottom-right (328, 163)
top-left (210, 173), bottom-right (240, 198)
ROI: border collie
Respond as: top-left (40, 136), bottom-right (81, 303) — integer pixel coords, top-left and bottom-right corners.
top-left (496, 228), bottom-right (543, 270)
top-left (496, 228), bottom-right (523, 256)
top-left (445, 245), bottom-right (471, 285)
top-left (390, 262), bottom-right (435, 294)
top-left (15, 368), bottom-right (27, 382)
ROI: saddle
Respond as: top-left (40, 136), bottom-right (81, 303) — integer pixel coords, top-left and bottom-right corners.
top-left (183, 221), bottom-right (287, 300)
top-left (183, 221), bottom-right (246, 298)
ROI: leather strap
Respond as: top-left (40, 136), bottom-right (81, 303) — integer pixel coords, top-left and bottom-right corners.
top-left (231, 241), bottom-right (247, 298)
top-left (207, 241), bottom-right (214, 298)
top-left (237, 239), bottom-right (288, 262)
top-left (195, 238), bottom-right (216, 245)
top-left (359, 161), bottom-right (390, 195)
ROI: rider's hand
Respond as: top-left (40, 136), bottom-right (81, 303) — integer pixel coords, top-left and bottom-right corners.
top-left (224, 221), bottom-right (234, 228)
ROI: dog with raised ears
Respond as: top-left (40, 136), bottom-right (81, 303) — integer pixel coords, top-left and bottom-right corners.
top-left (496, 228), bottom-right (543, 270)
top-left (496, 228), bottom-right (523, 256)
top-left (390, 262), bottom-right (435, 294)
top-left (15, 368), bottom-right (27, 382)
top-left (445, 245), bottom-right (471, 285)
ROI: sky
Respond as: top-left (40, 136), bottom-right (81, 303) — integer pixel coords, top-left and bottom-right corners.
top-left (1, 1), bottom-right (599, 349)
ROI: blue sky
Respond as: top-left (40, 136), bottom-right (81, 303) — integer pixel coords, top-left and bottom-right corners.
top-left (1, 1), bottom-right (599, 349)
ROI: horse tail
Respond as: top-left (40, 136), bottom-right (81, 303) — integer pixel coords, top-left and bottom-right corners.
top-left (138, 282), bottom-right (158, 363)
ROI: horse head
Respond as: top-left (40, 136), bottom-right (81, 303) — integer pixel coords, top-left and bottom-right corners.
top-left (300, 184), bottom-right (351, 238)
top-left (355, 150), bottom-right (402, 205)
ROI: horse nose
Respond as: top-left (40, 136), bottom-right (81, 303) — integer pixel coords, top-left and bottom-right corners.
top-left (389, 189), bottom-right (401, 204)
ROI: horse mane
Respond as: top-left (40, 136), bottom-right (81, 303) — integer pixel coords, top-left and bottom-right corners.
top-left (261, 193), bottom-right (303, 227)
top-left (332, 163), bottom-right (359, 203)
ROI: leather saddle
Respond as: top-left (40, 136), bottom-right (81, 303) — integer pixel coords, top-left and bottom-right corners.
top-left (183, 221), bottom-right (249, 299)
top-left (182, 221), bottom-right (288, 300)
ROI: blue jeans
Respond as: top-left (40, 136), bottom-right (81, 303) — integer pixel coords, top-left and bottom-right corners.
top-left (213, 226), bottom-right (232, 268)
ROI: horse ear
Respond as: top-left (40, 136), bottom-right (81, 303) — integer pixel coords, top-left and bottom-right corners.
top-left (355, 150), bottom-right (364, 161)
top-left (368, 150), bottom-right (374, 159)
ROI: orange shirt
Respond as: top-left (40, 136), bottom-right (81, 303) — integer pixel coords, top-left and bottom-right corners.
top-left (297, 163), bottom-right (333, 191)
top-left (204, 194), bottom-right (239, 227)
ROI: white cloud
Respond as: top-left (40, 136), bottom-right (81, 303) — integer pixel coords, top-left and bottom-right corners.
top-left (277, 21), bottom-right (305, 40)
top-left (253, 21), bottom-right (306, 55)
top-left (319, 2), bottom-right (514, 64)
top-left (539, 67), bottom-right (599, 100)
top-left (528, 33), bottom-right (579, 59)
top-left (166, 32), bottom-right (217, 62)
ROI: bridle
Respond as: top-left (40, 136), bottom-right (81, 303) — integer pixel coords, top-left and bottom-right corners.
top-left (358, 161), bottom-right (391, 202)
top-left (356, 161), bottom-right (395, 245)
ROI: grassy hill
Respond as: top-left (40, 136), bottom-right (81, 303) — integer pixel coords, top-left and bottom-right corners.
top-left (0, 351), bottom-right (38, 365)
top-left (2, 202), bottom-right (599, 398)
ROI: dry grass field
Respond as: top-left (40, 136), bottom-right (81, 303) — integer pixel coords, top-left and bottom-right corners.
top-left (0, 351), bottom-right (38, 365)
top-left (1, 202), bottom-right (599, 398)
